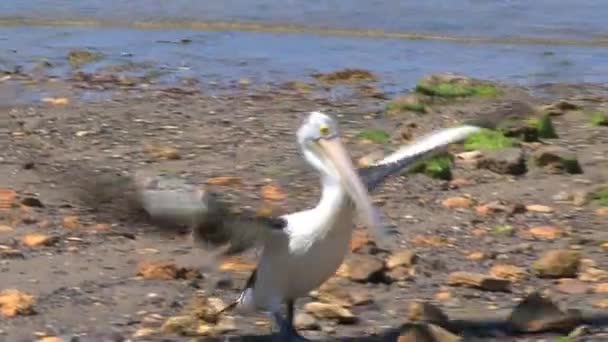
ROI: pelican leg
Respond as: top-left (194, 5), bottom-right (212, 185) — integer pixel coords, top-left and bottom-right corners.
top-left (272, 302), bottom-right (309, 342)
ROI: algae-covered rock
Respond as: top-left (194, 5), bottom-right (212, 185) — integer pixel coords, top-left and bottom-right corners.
top-left (68, 49), bottom-right (103, 68)
top-left (592, 185), bottom-right (608, 207)
top-left (415, 73), bottom-right (502, 99)
top-left (409, 155), bottom-right (453, 180)
top-left (532, 146), bottom-right (583, 174)
top-left (312, 68), bottom-right (377, 84)
top-left (357, 129), bottom-right (391, 144)
top-left (463, 129), bottom-right (515, 151)
top-left (528, 115), bottom-right (558, 139)
top-left (387, 94), bottom-right (428, 114)
top-left (591, 112), bottom-right (608, 126)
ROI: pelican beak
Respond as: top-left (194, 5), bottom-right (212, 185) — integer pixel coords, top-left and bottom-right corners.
top-left (317, 137), bottom-right (380, 232)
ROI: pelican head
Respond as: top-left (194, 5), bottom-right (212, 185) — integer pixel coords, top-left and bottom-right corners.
top-left (297, 111), bottom-right (380, 232)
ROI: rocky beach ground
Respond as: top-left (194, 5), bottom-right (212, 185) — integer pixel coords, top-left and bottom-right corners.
top-left (1, 64), bottom-right (608, 341)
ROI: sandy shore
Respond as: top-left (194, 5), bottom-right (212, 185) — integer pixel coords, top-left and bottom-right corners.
top-left (1, 71), bottom-right (608, 341)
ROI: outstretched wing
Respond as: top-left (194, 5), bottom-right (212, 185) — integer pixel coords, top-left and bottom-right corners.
top-left (62, 166), bottom-right (288, 256)
top-left (359, 124), bottom-right (482, 192)
top-left (358, 107), bottom-right (513, 192)
top-left (131, 173), bottom-right (289, 255)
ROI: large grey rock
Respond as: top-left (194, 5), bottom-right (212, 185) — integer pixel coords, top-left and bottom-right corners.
top-left (532, 146), bottom-right (583, 174)
top-left (476, 148), bottom-right (527, 175)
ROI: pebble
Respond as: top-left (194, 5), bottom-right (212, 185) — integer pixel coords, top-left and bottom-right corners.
top-left (489, 264), bottom-right (527, 282)
top-left (441, 196), bottom-right (473, 209)
top-left (304, 302), bottom-right (357, 324)
top-left (533, 250), bottom-right (581, 278)
top-left (447, 271), bottom-right (511, 292)
top-left (295, 313), bottom-right (320, 330)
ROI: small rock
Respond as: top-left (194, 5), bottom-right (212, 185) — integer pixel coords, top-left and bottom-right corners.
top-left (398, 323), bottom-right (462, 342)
top-left (0, 188), bottom-right (18, 210)
top-left (89, 223), bottom-right (111, 232)
top-left (38, 337), bottom-right (63, 342)
top-left (447, 272), bottom-right (511, 292)
top-left (489, 264), bottom-right (527, 282)
top-left (441, 197), bottom-right (473, 209)
top-left (411, 235), bottom-right (448, 247)
top-left (295, 313), bottom-right (320, 330)
top-left (594, 283), bottom-right (608, 293)
top-left (214, 316), bottom-right (237, 335)
top-left (540, 100), bottom-right (579, 116)
top-left (218, 257), bottom-right (256, 274)
top-left (41, 97), bottom-right (69, 106)
top-left (145, 145), bottom-right (181, 160)
top-left (184, 294), bottom-right (226, 324)
top-left (476, 148), bottom-right (526, 175)
top-left (260, 184), bottom-right (287, 203)
top-left (525, 204), bottom-right (554, 213)
top-left (0, 247), bottom-right (24, 259)
top-left (160, 315), bottom-right (197, 335)
top-left (314, 278), bottom-right (372, 307)
top-left (552, 191), bottom-right (572, 202)
top-left (137, 261), bottom-right (200, 280)
top-left (337, 255), bottom-right (385, 283)
top-left (407, 301), bottom-right (450, 327)
top-left (568, 325), bottom-right (590, 338)
top-left (132, 328), bottom-right (158, 338)
top-left (471, 228), bottom-right (486, 237)
top-left (593, 299), bottom-right (608, 309)
top-left (449, 178), bottom-right (474, 188)
top-left (507, 292), bottom-right (580, 333)
top-left (386, 250), bottom-right (417, 269)
top-left (556, 279), bottom-right (590, 294)
top-left (350, 229), bottom-right (374, 252)
top-left (528, 226), bottom-right (563, 240)
top-left (434, 291), bottom-right (452, 301)
top-left (578, 267), bottom-right (608, 282)
top-left (206, 176), bottom-right (242, 186)
top-left (75, 130), bottom-right (92, 137)
top-left (456, 150), bottom-right (483, 161)
top-left (572, 190), bottom-right (590, 206)
top-left (386, 267), bottom-right (415, 282)
top-left (466, 251), bottom-right (486, 261)
top-left (21, 197), bottom-right (44, 208)
top-left (0, 289), bottom-right (36, 317)
top-left (304, 302), bottom-right (357, 324)
top-left (22, 233), bottom-right (58, 247)
top-left (532, 146), bottom-right (583, 174)
top-left (0, 225), bottom-right (14, 233)
top-left (62, 215), bottom-right (81, 229)
top-left (596, 208), bottom-right (608, 217)
top-left (533, 250), bottom-right (581, 278)
top-left (475, 201), bottom-right (509, 217)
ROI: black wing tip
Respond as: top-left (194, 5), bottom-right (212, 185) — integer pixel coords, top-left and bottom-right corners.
top-left (191, 194), bottom-right (288, 256)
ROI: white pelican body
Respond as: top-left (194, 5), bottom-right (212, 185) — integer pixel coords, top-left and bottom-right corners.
top-left (194, 110), bottom-right (491, 339)
top-left (240, 180), bottom-right (353, 314)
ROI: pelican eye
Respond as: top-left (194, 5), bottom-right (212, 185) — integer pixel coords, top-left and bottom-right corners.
top-left (319, 124), bottom-right (330, 136)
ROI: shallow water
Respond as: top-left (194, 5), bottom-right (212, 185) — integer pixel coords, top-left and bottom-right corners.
top-left (1, 1), bottom-right (608, 104)
top-left (2, 0), bottom-right (608, 40)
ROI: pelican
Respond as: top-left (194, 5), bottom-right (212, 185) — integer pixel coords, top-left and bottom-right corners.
top-left (189, 111), bottom-right (492, 340)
